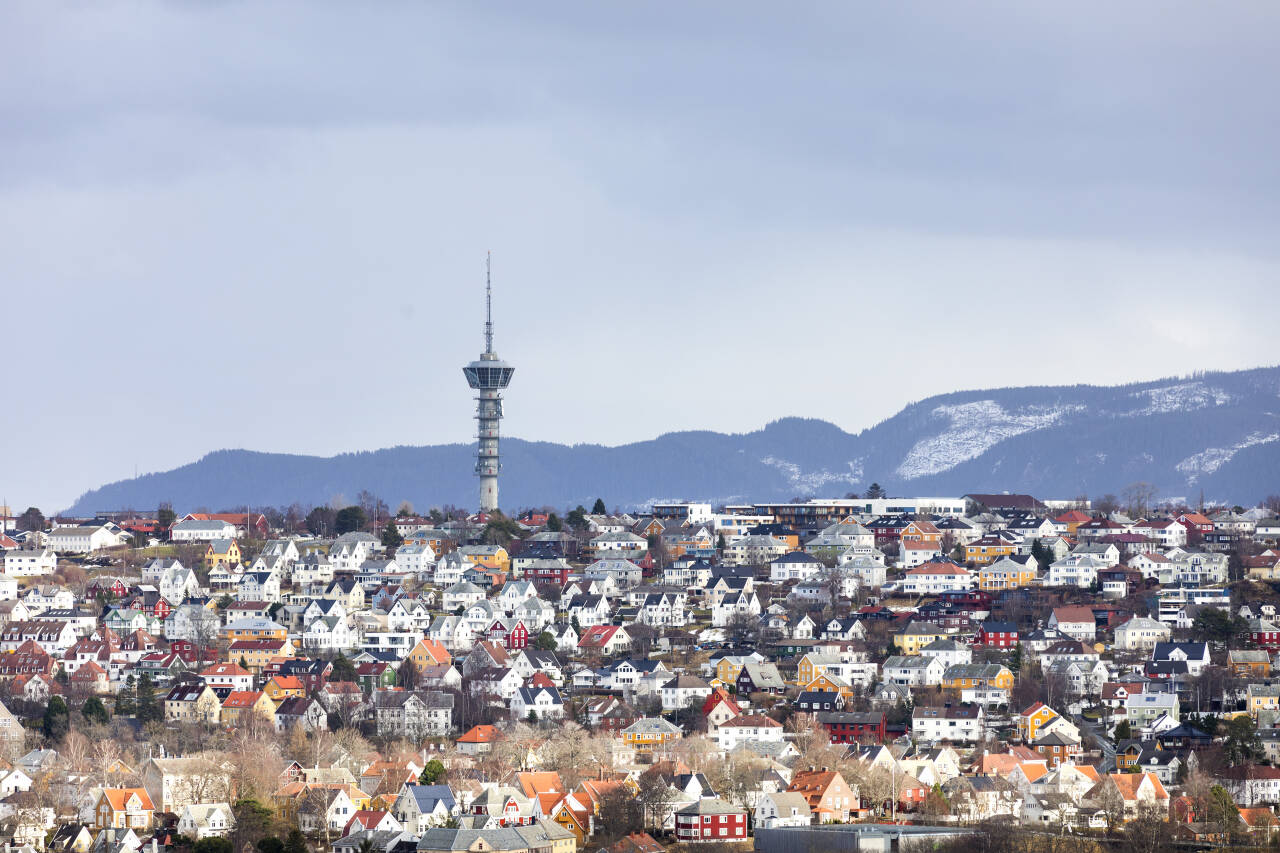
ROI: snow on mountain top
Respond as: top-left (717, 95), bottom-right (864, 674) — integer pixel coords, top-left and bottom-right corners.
top-left (895, 400), bottom-right (1081, 480)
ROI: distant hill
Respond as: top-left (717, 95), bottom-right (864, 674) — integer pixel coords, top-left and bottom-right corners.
top-left (66, 366), bottom-right (1280, 514)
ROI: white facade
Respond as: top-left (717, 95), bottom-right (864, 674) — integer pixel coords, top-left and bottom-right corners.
top-left (46, 525), bottom-right (123, 552)
top-left (1114, 617), bottom-right (1171, 650)
top-left (2, 549), bottom-right (56, 577)
top-left (170, 520), bottom-right (237, 542)
top-left (900, 565), bottom-right (973, 595)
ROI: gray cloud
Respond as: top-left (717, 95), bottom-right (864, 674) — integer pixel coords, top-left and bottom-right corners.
top-left (2, 1), bottom-right (1278, 510)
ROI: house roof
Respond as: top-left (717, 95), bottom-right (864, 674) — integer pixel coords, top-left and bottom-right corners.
top-left (457, 725), bottom-right (499, 744)
top-left (101, 788), bottom-right (154, 812)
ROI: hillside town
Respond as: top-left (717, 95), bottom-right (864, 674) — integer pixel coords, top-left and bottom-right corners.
top-left (0, 490), bottom-right (1279, 853)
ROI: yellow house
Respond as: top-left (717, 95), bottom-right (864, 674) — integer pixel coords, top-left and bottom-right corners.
top-left (263, 675), bottom-right (306, 703)
top-left (796, 653), bottom-right (839, 687)
top-left (621, 717), bottom-right (682, 753)
top-left (978, 558), bottom-right (1039, 591)
top-left (164, 684), bottom-right (221, 725)
top-left (220, 690), bottom-right (276, 728)
top-left (942, 664), bottom-right (1015, 691)
top-left (549, 798), bottom-right (590, 847)
top-left (715, 656), bottom-right (750, 686)
top-left (1248, 684), bottom-right (1280, 718)
top-left (458, 544), bottom-right (510, 573)
top-left (222, 619), bottom-right (288, 644)
top-left (205, 539), bottom-right (242, 569)
top-left (894, 621), bottom-right (945, 655)
top-left (1017, 702), bottom-right (1061, 742)
top-left (228, 638), bottom-right (294, 674)
top-left (965, 538), bottom-right (1018, 565)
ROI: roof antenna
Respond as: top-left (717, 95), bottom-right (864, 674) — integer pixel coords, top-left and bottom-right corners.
top-left (484, 251), bottom-right (494, 354)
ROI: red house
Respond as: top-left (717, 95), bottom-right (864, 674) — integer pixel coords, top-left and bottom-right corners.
top-left (524, 562), bottom-right (570, 585)
top-left (1248, 620), bottom-right (1280, 653)
top-left (977, 621), bottom-right (1019, 648)
top-left (488, 619), bottom-right (530, 651)
top-left (816, 710), bottom-right (886, 745)
top-left (674, 799), bottom-right (747, 843)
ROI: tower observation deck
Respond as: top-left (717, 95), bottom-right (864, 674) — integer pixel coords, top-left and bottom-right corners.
top-left (462, 254), bottom-right (514, 513)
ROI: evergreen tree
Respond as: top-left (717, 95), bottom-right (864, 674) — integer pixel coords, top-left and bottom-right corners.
top-left (864, 483), bottom-right (887, 499)
top-left (591, 498), bottom-right (607, 515)
top-left (419, 759), bottom-right (446, 785)
top-left (330, 654), bottom-right (357, 682)
top-left (116, 675), bottom-right (137, 717)
top-left (193, 839), bottom-right (233, 853)
top-left (381, 521), bottom-right (404, 549)
top-left (41, 696), bottom-right (70, 740)
top-left (82, 696), bottom-right (110, 725)
top-left (283, 829), bottom-right (308, 853)
top-left (136, 674), bottom-right (161, 723)
top-left (157, 502), bottom-right (177, 531)
top-left (1114, 720), bottom-right (1132, 741)
top-left (334, 505), bottom-right (367, 535)
top-left (545, 513), bottom-right (562, 532)
top-left (1008, 643), bottom-right (1023, 673)
top-left (566, 506), bottom-right (588, 530)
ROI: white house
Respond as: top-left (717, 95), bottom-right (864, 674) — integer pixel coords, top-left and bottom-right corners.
top-left (882, 655), bottom-right (946, 687)
top-left (1047, 607), bottom-right (1096, 642)
top-left (176, 803), bottom-right (236, 839)
top-left (900, 563), bottom-right (973, 595)
top-left (170, 520), bottom-right (237, 542)
top-left (1113, 616), bottom-right (1171, 651)
top-left (714, 713), bottom-right (784, 751)
top-left (1046, 554), bottom-right (1106, 588)
top-left (755, 792), bottom-right (812, 829)
top-left (2, 549), bottom-right (56, 577)
top-left (712, 590), bottom-right (761, 627)
top-left (46, 525), bottom-right (123, 553)
top-left (510, 686), bottom-right (564, 721)
top-left (913, 703), bottom-right (985, 744)
top-left (394, 543), bottom-right (437, 577)
top-left (769, 551), bottom-right (823, 582)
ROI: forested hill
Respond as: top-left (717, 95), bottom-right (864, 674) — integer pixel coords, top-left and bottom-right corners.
top-left (66, 366), bottom-right (1280, 514)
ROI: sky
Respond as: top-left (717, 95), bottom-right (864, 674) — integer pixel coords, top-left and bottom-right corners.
top-left (3, 1), bottom-right (1279, 512)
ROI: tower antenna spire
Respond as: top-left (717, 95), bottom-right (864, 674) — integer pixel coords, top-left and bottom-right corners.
top-left (484, 251), bottom-right (493, 354)
top-left (463, 250), bottom-right (514, 514)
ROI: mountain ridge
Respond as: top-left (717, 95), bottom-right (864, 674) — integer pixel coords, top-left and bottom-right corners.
top-left (66, 366), bottom-right (1280, 514)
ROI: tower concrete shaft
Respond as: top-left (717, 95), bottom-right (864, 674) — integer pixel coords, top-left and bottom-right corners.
top-left (462, 254), bottom-right (514, 514)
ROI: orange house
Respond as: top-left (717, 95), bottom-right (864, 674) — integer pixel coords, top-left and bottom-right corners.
top-left (788, 769), bottom-right (859, 823)
top-left (901, 520), bottom-right (942, 545)
top-left (264, 675), bottom-right (306, 702)
top-left (1053, 510), bottom-right (1092, 537)
top-left (803, 673), bottom-right (855, 703)
top-left (406, 639), bottom-right (452, 669)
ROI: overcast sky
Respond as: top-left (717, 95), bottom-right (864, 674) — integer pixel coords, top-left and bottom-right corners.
top-left (4, 1), bottom-right (1279, 512)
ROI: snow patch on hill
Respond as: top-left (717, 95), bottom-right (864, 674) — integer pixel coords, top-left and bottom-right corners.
top-left (895, 400), bottom-right (1082, 480)
top-left (760, 456), bottom-right (862, 493)
top-left (1130, 382), bottom-right (1233, 415)
top-left (1175, 431), bottom-right (1280, 483)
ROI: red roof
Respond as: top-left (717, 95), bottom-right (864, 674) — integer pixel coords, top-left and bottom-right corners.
top-left (458, 724), bottom-right (500, 743)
